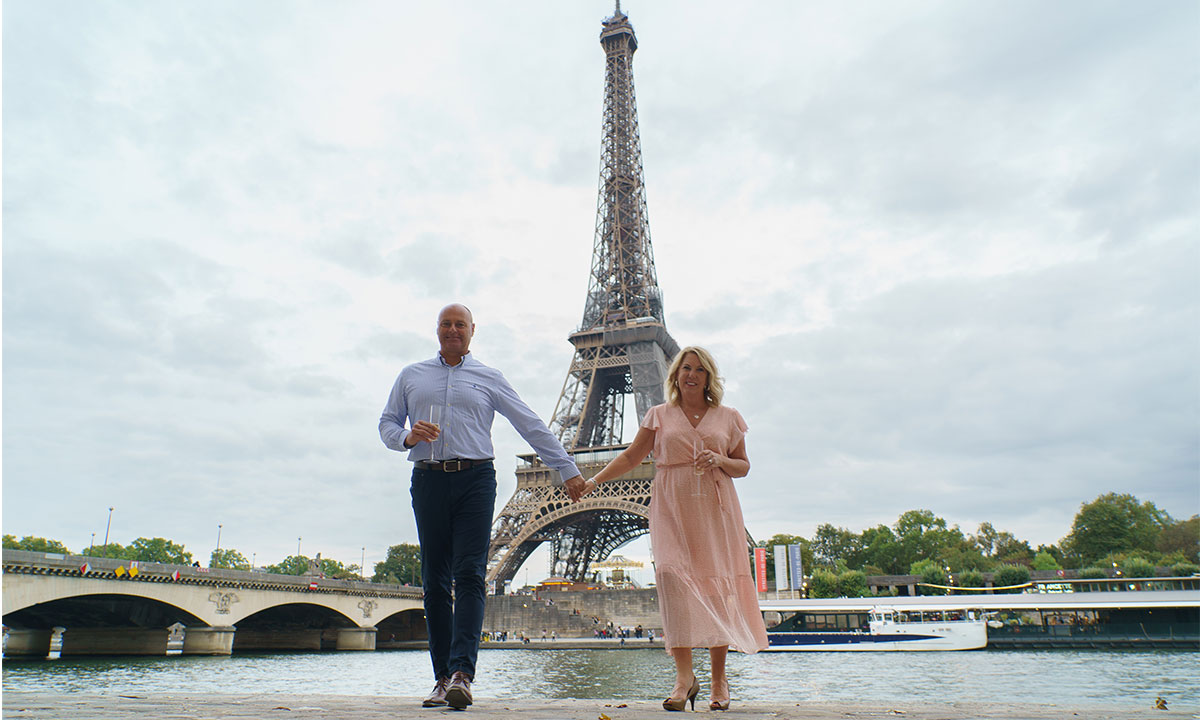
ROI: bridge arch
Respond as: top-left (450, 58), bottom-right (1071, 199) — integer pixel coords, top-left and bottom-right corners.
top-left (488, 495), bottom-right (650, 588)
top-left (4, 551), bottom-right (425, 656)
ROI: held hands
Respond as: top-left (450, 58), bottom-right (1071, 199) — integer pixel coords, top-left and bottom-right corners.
top-left (564, 475), bottom-right (589, 502)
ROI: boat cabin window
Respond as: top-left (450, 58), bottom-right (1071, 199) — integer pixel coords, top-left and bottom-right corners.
top-left (763, 611), bottom-right (869, 631)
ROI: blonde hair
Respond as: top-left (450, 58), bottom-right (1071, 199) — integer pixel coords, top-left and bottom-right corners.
top-left (665, 346), bottom-right (724, 407)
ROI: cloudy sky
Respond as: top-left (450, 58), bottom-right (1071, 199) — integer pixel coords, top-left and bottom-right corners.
top-left (4, 0), bottom-right (1197, 582)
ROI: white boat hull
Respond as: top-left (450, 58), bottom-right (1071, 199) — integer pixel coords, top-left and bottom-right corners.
top-left (766, 624), bottom-right (987, 651)
top-left (763, 604), bottom-right (988, 651)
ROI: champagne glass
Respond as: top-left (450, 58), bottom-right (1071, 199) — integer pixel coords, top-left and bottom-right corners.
top-left (692, 439), bottom-right (706, 497)
top-left (427, 406), bottom-right (443, 455)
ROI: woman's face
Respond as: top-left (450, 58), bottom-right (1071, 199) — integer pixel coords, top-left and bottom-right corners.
top-left (676, 352), bottom-right (708, 395)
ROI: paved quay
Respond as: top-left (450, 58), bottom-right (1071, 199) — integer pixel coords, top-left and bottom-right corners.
top-left (3, 693), bottom-right (1194, 719)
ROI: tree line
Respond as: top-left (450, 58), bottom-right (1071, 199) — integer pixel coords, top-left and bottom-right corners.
top-left (1, 532), bottom-right (423, 585)
top-left (5, 492), bottom-right (1195, 590)
top-left (758, 492), bottom-right (1199, 597)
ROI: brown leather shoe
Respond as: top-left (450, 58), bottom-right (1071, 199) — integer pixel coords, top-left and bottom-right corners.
top-left (445, 671), bottom-right (473, 710)
top-left (422, 677), bottom-right (450, 707)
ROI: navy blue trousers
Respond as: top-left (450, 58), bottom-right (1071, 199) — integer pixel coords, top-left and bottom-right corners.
top-left (410, 461), bottom-right (496, 681)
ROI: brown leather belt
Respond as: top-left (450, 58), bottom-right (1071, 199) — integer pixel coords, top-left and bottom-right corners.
top-left (416, 459), bottom-right (490, 472)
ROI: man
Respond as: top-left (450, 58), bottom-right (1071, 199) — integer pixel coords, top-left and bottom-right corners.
top-left (380, 303), bottom-right (586, 710)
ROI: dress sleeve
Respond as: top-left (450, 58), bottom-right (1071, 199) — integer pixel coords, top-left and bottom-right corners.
top-left (729, 407), bottom-right (748, 447)
top-left (641, 404), bottom-right (663, 431)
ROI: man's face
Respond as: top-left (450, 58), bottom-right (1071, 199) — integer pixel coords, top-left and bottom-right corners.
top-left (437, 305), bottom-right (475, 357)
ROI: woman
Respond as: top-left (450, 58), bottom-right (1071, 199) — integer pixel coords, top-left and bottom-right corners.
top-left (583, 346), bottom-right (767, 711)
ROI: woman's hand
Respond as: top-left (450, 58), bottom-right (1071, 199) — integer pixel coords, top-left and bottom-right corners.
top-left (695, 448), bottom-right (723, 472)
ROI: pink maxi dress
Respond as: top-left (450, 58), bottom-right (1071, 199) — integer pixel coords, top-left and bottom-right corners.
top-left (642, 403), bottom-right (769, 653)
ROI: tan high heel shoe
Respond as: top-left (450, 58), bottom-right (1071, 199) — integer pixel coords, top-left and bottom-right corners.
top-left (662, 675), bottom-right (700, 711)
top-left (709, 678), bottom-right (730, 711)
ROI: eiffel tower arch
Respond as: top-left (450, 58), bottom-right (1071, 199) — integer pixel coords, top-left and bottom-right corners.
top-left (486, 3), bottom-right (679, 590)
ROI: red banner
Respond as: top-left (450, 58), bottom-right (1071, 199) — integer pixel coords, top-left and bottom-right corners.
top-left (754, 547), bottom-right (767, 592)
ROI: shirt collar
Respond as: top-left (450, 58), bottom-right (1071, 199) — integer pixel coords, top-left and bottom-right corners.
top-left (437, 351), bottom-right (472, 368)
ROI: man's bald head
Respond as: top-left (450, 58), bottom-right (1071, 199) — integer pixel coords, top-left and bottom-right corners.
top-left (436, 304), bottom-right (475, 364)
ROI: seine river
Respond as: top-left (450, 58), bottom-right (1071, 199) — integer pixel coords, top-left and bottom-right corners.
top-left (4, 648), bottom-right (1199, 711)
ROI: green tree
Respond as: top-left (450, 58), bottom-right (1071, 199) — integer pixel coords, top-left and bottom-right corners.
top-left (911, 558), bottom-right (949, 596)
top-left (126, 537), bottom-right (192, 565)
top-left (319, 557), bottom-right (359, 580)
top-left (957, 570), bottom-right (986, 591)
top-left (1169, 562), bottom-right (1199, 577)
top-left (1031, 551), bottom-right (1061, 571)
top-left (374, 543), bottom-right (423, 585)
top-left (970, 522), bottom-right (999, 557)
top-left (838, 570), bottom-right (868, 598)
top-left (808, 569), bottom-right (839, 598)
top-left (858, 525), bottom-right (903, 574)
top-left (993, 564), bottom-right (1031, 593)
top-left (893, 509), bottom-right (963, 572)
top-left (267, 555), bottom-right (313, 575)
top-left (1061, 493), bottom-right (1167, 566)
top-left (3, 535), bottom-right (70, 554)
top-left (811, 524), bottom-right (857, 569)
top-left (1120, 556), bottom-right (1156, 579)
top-left (1157, 515), bottom-right (1199, 564)
top-left (210, 548), bottom-right (251, 570)
top-left (83, 543), bottom-right (126, 559)
top-left (993, 533), bottom-right (1034, 566)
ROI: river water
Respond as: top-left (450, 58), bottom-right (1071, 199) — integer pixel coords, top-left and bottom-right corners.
top-left (4, 648), bottom-right (1198, 711)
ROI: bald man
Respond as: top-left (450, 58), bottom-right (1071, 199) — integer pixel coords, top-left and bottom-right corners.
top-left (380, 303), bottom-right (586, 710)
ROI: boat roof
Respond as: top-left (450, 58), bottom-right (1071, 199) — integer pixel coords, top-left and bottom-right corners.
top-left (760, 589), bottom-right (1200, 613)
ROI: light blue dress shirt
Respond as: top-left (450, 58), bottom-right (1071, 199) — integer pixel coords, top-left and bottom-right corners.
top-left (379, 353), bottom-right (581, 485)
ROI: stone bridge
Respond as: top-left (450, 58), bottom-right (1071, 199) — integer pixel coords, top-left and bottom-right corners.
top-left (2, 550), bottom-right (426, 657)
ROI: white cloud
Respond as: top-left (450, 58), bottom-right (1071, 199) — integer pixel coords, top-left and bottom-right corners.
top-left (4, 0), bottom-right (1196, 575)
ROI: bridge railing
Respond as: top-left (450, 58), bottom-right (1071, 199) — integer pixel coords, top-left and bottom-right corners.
top-left (2, 549), bottom-right (423, 599)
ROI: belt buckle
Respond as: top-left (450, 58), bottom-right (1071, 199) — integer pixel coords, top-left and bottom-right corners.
top-left (443, 459), bottom-right (464, 472)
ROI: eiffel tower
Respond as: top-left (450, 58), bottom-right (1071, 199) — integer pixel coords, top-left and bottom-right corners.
top-left (486, 2), bottom-right (678, 589)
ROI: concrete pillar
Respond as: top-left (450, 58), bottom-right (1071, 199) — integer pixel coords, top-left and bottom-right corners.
top-left (233, 629), bottom-right (322, 651)
top-left (336, 627), bottom-right (377, 651)
top-left (182, 626), bottom-right (236, 656)
top-left (60, 628), bottom-right (169, 656)
top-left (3, 629), bottom-right (52, 657)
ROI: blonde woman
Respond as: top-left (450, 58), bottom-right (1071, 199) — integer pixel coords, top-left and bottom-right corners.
top-left (582, 346), bottom-right (767, 711)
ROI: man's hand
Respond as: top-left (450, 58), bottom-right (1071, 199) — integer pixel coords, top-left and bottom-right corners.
top-left (564, 475), bottom-right (588, 502)
top-left (405, 420), bottom-right (440, 447)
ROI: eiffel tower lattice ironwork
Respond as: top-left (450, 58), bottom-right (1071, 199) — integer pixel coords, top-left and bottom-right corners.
top-left (485, 3), bottom-right (679, 590)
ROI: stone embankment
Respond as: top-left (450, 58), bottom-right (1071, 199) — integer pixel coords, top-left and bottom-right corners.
top-left (483, 588), bottom-right (662, 639)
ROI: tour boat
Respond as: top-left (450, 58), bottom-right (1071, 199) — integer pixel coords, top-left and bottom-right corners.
top-left (761, 600), bottom-right (988, 651)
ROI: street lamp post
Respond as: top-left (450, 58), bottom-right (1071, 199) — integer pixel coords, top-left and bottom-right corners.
top-left (297, 537), bottom-right (302, 557)
top-left (216, 524), bottom-right (223, 552)
top-left (102, 507), bottom-right (114, 558)
top-left (89, 533), bottom-right (95, 555)
top-left (361, 547), bottom-right (366, 580)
